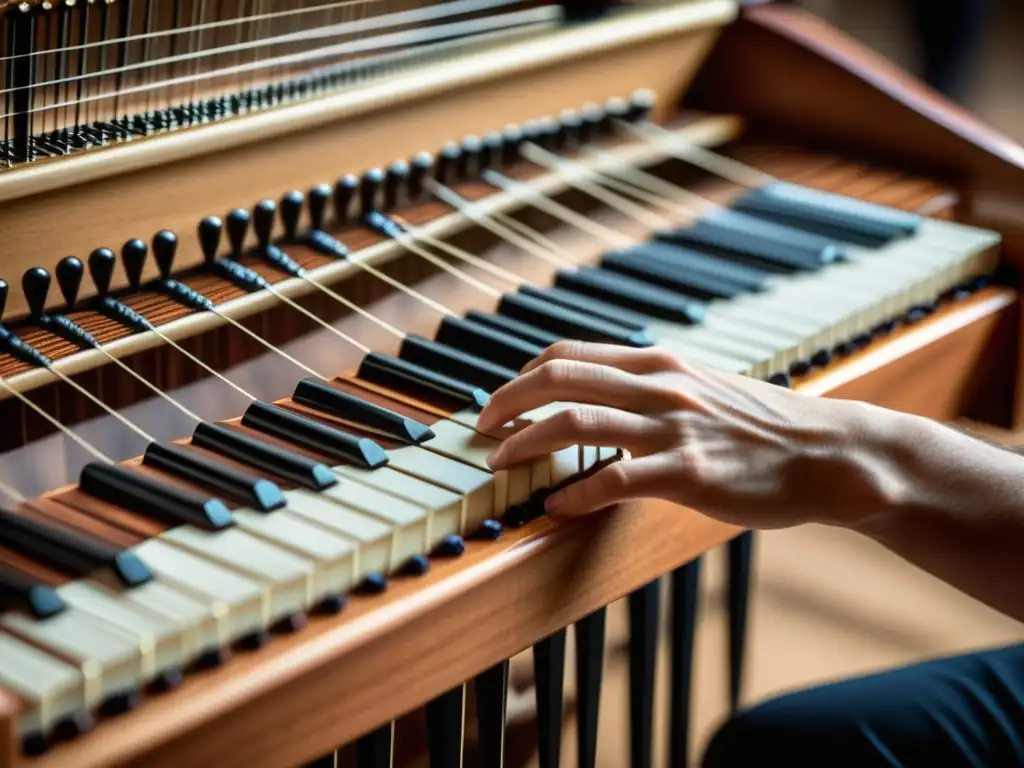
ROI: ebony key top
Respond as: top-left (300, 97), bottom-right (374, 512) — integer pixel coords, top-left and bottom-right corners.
top-left (465, 310), bottom-right (564, 349)
top-left (497, 292), bottom-right (653, 347)
top-left (553, 267), bottom-right (706, 325)
top-left (358, 352), bottom-right (490, 411)
top-left (601, 249), bottom-right (750, 299)
top-left (434, 315), bottom-right (545, 372)
top-left (292, 378), bottom-right (436, 444)
top-left (398, 335), bottom-right (518, 393)
top-left (0, 565), bottom-right (66, 619)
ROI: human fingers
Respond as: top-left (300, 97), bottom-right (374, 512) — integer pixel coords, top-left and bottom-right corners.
top-left (544, 453), bottom-right (676, 517)
top-left (477, 359), bottom-right (676, 432)
top-left (520, 340), bottom-right (683, 376)
top-left (486, 406), bottom-right (666, 471)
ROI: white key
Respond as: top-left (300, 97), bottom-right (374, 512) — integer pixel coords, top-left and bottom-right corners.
top-left (386, 445), bottom-right (495, 533)
top-left (282, 490), bottom-right (393, 577)
top-left (320, 481), bottom-right (430, 566)
top-left (0, 631), bottom-right (86, 739)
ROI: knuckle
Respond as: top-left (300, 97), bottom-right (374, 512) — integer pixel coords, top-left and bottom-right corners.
top-left (647, 349), bottom-right (682, 372)
top-left (538, 359), bottom-right (575, 386)
top-left (549, 339), bottom-right (586, 360)
top-left (560, 406), bottom-right (600, 433)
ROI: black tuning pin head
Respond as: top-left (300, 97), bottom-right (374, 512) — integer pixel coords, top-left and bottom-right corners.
top-left (55, 256), bottom-right (85, 309)
top-left (197, 216), bottom-right (223, 265)
top-left (502, 124), bottom-right (523, 166)
top-left (627, 89), bottom-right (656, 122)
top-left (279, 191), bottom-right (305, 240)
top-left (481, 131), bottom-right (503, 171)
top-left (580, 102), bottom-right (603, 144)
top-left (459, 135), bottom-right (482, 179)
top-left (308, 184), bottom-right (331, 231)
top-left (252, 199), bottom-right (276, 248)
top-left (604, 96), bottom-right (629, 133)
top-left (334, 174), bottom-right (359, 224)
top-left (407, 152), bottom-right (433, 202)
top-left (557, 109), bottom-right (582, 152)
top-left (536, 116), bottom-right (559, 151)
top-left (435, 141), bottom-right (461, 186)
top-left (225, 209), bottom-right (250, 257)
top-left (121, 239), bottom-right (148, 290)
top-left (88, 248), bottom-right (117, 298)
top-left (384, 161), bottom-right (409, 210)
top-left (360, 168), bottom-right (385, 217)
top-left (0, 279), bottom-right (7, 323)
top-left (152, 231), bottom-right (178, 281)
top-left (22, 267), bottom-right (51, 319)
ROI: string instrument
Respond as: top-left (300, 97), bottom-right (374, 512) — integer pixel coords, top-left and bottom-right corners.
top-left (1, 0), bottom-right (1023, 766)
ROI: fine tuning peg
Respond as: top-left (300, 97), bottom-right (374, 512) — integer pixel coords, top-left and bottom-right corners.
top-left (22, 267), bottom-right (52, 319)
top-left (253, 199), bottom-right (276, 249)
top-left (558, 109), bottom-right (582, 151)
top-left (502, 124), bottom-right (523, 166)
top-left (459, 135), bottom-right (482, 179)
top-left (435, 141), bottom-right (461, 186)
top-left (481, 131), bottom-right (503, 170)
top-left (360, 168), bottom-right (385, 217)
top-left (89, 248), bottom-right (117, 298)
top-left (628, 88), bottom-right (656, 122)
top-left (308, 184), bottom-right (331, 231)
top-left (121, 240), bottom-right (148, 291)
top-left (384, 161), bottom-right (409, 210)
top-left (280, 191), bottom-right (304, 241)
top-left (0, 279), bottom-right (8, 324)
top-left (580, 102), bottom-right (603, 143)
top-left (226, 208), bottom-right (250, 258)
top-left (55, 256), bottom-right (85, 309)
top-left (408, 152), bottom-right (433, 202)
top-left (198, 216), bottom-right (223, 266)
top-left (334, 174), bottom-right (358, 224)
top-left (152, 231), bottom-right (178, 281)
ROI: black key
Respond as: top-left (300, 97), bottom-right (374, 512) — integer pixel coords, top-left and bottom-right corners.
top-left (623, 242), bottom-right (769, 292)
top-left (601, 250), bottom-right (749, 300)
top-left (426, 684), bottom-right (465, 767)
top-left (575, 608), bottom-right (607, 768)
top-left (474, 660), bottom-right (510, 767)
top-left (732, 181), bottom-right (921, 247)
top-left (498, 292), bottom-right (653, 347)
top-left (728, 531), bottom-right (754, 714)
top-left (518, 284), bottom-right (650, 331)
top-left (465, 310), bottom-right (563, 349)
top-left (533, 628), bottom-right (567, 768)
top-left (357, 352), bottom-right (489, 410)
top-left (292, 378), bottom-right (434, 444)
top-left (628, 580), bottom-right (660, 768)
top-left (191, 422), bottom-right (338, 491)
top-left (78, 463), bottom-right (234, 531)
top-left (0, 509), bottom-right (152, 588)
top-left (0, 565), bottom-right (66, 619)
top-left (142, 442), bottom-right (286, 513)
top-left (399, 335), bottom-right (517, 393)
top-left (656, 207), bottom-right (842, 271)
top-left (435, 315), bottom-right (543, 372)
top-left (555, 267), bottom-right (706, 325)
top-left (240, 401), bottom-right (388, 470)
top-left (669, 559), bottom-right (701, 768)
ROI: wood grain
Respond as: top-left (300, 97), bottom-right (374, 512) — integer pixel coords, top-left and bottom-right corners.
top-left (0, 691), bottom-right (16, 768)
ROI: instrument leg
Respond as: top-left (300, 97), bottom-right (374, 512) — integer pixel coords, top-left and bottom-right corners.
top-left (533, 628), bottom-right (567, 768)
top-left (668, 559), bottom-right (702, 768)
top-left (574, 607), bottom-right (606, 768)
top-left (426, 684), bottom-right (466, 768)
top-left (355, 722), bottom-right (394, 768)
top-left (628, 580), bottom-right (660, 768)
top-left (727, 532), bottom-right (754, 714)
top-left (474, 660), bottom-right (509, 767)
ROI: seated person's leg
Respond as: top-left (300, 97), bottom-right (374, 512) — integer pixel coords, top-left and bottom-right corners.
top-left (703, 644), bottom-right (1024, 768)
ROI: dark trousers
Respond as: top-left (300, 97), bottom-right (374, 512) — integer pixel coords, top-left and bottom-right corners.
top-left (702, 644), bottom-right (1024, 767)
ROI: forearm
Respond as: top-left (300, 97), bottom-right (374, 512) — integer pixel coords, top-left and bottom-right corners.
top-left (843, 411), bottom-right (1024, 622)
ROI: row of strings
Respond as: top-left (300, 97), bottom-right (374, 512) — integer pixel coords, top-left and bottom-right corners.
top-left (0, 0), bottom-right (550, 164)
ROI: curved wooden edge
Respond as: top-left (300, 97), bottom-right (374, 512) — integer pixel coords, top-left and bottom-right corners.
top-left (0, 688), bottom-right (18, 768)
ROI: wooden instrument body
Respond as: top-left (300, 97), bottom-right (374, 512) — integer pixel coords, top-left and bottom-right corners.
top-left (1, 3), bottom-right (1023, 766)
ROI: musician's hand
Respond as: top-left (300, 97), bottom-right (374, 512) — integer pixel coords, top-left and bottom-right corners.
top-left (478, 342), bottom-right (901, 529)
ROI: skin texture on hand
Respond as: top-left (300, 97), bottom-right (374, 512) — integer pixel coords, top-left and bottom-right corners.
top-left (479, 342), bottom-right (901, 529)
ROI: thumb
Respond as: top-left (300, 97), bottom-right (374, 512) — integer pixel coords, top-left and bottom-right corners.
top-left (544, 454), bottom-right (671, 517)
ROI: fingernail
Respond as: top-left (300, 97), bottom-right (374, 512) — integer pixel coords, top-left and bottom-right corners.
top-left (545, 492), bottom-right (566, 514)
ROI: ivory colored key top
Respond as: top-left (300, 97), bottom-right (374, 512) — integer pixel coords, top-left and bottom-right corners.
top-left (0, 632), bottom-right (86, 740)
top-left (319, 481), bottom-right (431, 566)
top-left (1, 607), bottom-right (144, 709)
top-left (335, 466), bottom-right (463, 550)
top-left (160, 526), bottom-right (315, 623)
top-left (281, 490), bottom-right (394, 577)
top-left (132, 538), bottom-right (266, 642)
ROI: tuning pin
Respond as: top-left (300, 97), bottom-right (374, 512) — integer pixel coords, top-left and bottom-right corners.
top-left (536, 116), bottom-right (559, 151)
top-left (481, 131), bottom-right (503, 170)
top-left (385, 161), bottom-right (409, 210)
top-left (459, 135), bottom-right (482, 179)
top-left (88, 248), bottom-right (117, 298)
top-left (360, 168), bottom-right (384, 217)
top-left (334, 174), bottom-right (359, 223)
top-left (55, 256), bottom-right (84, 309)
top-left (604, 96), bottom-right (629, 133)
top-left (22, 267), bottom-right (51, 319)
top-left (435, 141), bottom-right (461, 186)
top-left (0, 279), bottom-right (8, 324)
top-left (121, 239), bottom-right (148, 290)
top-left (558, 109), bottom-right (582, 152)
top-left (628, 89), bottom-right (655, 122)
top-left (197, 216), bottom-right (223, 265)
top-left (502, 124), bottom-right (523, 166)
top-left (152, 231), bottom-right (178, 281)
top-left (308, 184), bottom-right (331, 231)
top-left (580, 102), bottom-right (603, 144)
top-left (407, 153), bottom-right (433, 202)
top-left (253, 199), bottom-right (276, 249)
top-left (225, 209), bottom-right (250, 258)
top-left (279, 191), bottom-right (304, 241)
